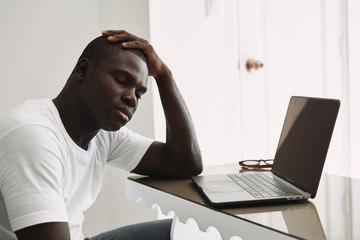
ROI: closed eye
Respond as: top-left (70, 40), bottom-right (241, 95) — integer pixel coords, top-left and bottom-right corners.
top-left (114, 76), bottom-right (126, 85)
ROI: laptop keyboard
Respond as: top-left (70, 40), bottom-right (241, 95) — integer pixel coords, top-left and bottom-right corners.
top-left (228, 173), bottom-right (301, 198)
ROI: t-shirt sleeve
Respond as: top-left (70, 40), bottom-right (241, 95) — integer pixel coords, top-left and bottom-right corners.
top-left (0, 126), bottom-right (68, 232)
top-left (102, 128), bottom-right (154, 171)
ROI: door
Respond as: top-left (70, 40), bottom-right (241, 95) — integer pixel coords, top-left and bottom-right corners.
top-left (237, 0), bottom-right (349, 176)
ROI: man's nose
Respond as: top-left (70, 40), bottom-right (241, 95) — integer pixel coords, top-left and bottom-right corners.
top-left (122, 91), bottom-right (136, 107)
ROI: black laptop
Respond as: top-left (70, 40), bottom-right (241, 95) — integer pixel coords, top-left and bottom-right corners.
top-left (192, 96), bottom-right (340, 207)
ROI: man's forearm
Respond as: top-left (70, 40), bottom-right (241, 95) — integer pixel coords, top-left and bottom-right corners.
top-left (154, 67), bottom-right (202, 174)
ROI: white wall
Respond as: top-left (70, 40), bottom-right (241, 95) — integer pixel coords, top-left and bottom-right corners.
top-left (149, 0), bottom-right (242, 166)
top-left (0, 0), bottom-right (99, 114)
top-left (348, 0), bottom-right (360, 178)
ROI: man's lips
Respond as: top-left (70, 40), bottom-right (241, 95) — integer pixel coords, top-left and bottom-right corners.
top-left (115, 107), bottom-right (131, 122)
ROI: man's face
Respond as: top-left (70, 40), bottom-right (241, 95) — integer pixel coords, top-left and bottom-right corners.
top-left (81, 49), bottom-right (148, 131)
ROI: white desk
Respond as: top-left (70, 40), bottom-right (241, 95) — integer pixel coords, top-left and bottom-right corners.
top-left (126, 164), bottom-right (360, 240)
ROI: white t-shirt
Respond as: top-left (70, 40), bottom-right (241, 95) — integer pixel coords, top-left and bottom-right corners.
top-left (0, 99), bottom-right (153, 240)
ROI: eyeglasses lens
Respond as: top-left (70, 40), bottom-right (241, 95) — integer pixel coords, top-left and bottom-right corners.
top-left (245, 161), bottom-right (261, 166)
top-left (264, 160), bottom-right (274, 165)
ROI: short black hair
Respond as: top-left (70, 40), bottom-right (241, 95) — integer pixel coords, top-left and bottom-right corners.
top-left (79, 36), bottom-right (147, 65)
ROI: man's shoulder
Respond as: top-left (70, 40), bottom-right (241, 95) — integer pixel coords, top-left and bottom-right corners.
top-left (0, 99), bottom-right (59, 138)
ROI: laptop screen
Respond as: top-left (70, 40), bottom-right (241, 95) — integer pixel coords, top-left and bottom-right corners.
top-left (271, 96), bottom-right (340, 198)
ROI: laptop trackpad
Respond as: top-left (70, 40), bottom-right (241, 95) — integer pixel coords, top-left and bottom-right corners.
top-left (203, 180), bottom-right (245, 193)
top-left (202, 180), bottom-right (254, 203)
top-left (193, 175), bottom-right (255, 203)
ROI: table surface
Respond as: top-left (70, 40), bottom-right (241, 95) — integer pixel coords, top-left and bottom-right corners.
top-left (127, 164), bottom-right (360, 240)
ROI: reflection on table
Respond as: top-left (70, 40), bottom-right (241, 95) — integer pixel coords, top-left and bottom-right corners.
top-left (228, 201), bottom-right (325, 240)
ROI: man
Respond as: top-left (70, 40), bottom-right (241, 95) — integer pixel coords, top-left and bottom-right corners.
top-left (0, 30), bottom-right (203, 240)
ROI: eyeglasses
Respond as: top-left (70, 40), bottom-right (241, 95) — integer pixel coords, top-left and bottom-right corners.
top-left (239, 159), bottom-right (274, 169)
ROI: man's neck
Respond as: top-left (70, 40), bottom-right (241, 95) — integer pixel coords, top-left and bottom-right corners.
top-left (53, 93), bottom-right (99, 150)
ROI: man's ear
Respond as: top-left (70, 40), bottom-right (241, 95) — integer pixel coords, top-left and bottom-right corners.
top-left (75, 58), bottom-right (92, 80)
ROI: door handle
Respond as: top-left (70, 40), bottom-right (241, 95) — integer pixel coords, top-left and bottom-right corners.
top-left (246, 59), bottom-right (263, 72)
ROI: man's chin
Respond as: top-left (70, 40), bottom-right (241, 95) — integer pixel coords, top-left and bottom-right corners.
top-left (103, 122), bottom-right (127, 131)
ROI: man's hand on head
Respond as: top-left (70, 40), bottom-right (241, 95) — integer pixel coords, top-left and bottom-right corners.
top-left (102, 30), bottom-right (170, 79)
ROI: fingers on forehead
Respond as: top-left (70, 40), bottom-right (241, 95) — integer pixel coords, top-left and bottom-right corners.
top-left (123, 41), bottom-right (153, 55)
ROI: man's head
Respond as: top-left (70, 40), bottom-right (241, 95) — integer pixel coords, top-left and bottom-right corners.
top-left (79, 36), bottom-right (148, 66)
top-left (67, 36), bottom-right (149, 131)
